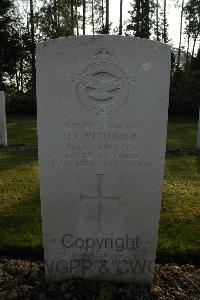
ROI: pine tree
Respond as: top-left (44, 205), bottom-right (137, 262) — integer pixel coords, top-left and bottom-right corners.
top-left (127, 0), bottom-right (155, 39)
top-left (38, 0), bottom-right (73, 38)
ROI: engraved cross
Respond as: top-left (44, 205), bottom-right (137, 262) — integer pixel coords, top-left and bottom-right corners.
top-left (80, 174), bottom-right (120, 234)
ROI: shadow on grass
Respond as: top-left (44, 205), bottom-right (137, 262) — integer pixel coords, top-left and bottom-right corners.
top-left (158, 220), bottom-right (200, 265)
top-left (0, 187), bottom-right (43, 259)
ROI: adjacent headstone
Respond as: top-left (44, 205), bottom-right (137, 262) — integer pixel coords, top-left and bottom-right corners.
top-left (197, 107), bottom-right (200, 150)
top-left (37, 36), bottom-right (171, 284)
top-left (0, 91), bottom-right (7, 146)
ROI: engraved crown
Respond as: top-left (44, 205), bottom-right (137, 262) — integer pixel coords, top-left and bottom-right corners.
top-left (95, 48), bottom-right (113, 63)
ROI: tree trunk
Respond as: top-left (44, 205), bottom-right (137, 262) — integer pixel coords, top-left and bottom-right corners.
top-left (92, 0), bottom-right (94, 35)
top-left (141, 0), bottom-right (144, 37)
top-left (101, 0), bottom-right (104, 29)
top-left (185, 35), bottom-right (190, 76)
top-left (75, 0), bottom-right (79, 35)
top-left (119, 0), bottom-right (123, 35)
top-left (163, 0), bottom-right (167, 43)
top-left (15, 62), bottom-right (20, 92)
top-left (192, 35), bottom-right (197, 58)
top-left (135, 0), bottom-right (141, 37)
top-left (192, 24), bottom-right (200, 58)
top-left (105, 0), bottom-right (109, 33)
top-left (83, 0), bottom-right (86, 35)
top-left (156, 0), bottom-right (159, 41)
top-left (144, 0), bottom-right (150, 38)
top-left (53, 0), bottom-right (58, 33)
top-left (20, 56), bottom-right (23, 91)
top-left (30, 0), bottom-right (36, 94)
top-left (177, 0), bottom-right (184, 68)
top-left (71, 0), bottom-right (74, 35)
top-left (26, 12), bottom-right (29, 33)
top-left (57, 0), bottom-right (60, 32)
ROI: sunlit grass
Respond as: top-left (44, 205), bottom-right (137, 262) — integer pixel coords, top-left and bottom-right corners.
top-left (0, 152), bottom-right (41, 248)
top-left (158, 155), bottom-right (200, 253)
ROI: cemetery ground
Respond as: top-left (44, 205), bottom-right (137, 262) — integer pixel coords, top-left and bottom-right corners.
top-left (0, 114), bottom-right (200, 299)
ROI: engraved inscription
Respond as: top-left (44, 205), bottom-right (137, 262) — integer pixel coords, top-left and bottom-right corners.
top-left (50, 121), bottom-right (143, 169)
top-left (80, 174), bottom-right (120, 234)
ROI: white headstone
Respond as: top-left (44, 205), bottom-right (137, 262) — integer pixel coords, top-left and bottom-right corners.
top-left (0, 91), bottom-right (7, 146)
top-left (197, 107), bottom-right (200, 150)
top-left (37, 36), bottom-right (171, 284)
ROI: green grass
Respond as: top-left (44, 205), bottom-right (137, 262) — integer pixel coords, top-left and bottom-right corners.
top-left (0, 152), bottom-right (41, 248)
top-left (0, 152), bottom-right (199, 255)
top-left (167, 120), bottom-right (198, 149)
top-left (7, 114), bottom-right (37, 146)
top-left (6, 114), bottom-right (198, 149)
top-left (158, 155), bottom-right (200, 253)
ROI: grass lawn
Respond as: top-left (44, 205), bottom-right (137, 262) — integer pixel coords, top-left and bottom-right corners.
top-left (7, 114), bottom-right (37, 146)
top-left (167, 120), bottom-right (198, 149)
top-left (0, 152), bottom-right (41, 249)
top-left (158, 155), bottom-right (200, 254)
top-left (6, 114), bottom-right (198, 149)
top-left (0, 152), bottom-right (199, 255)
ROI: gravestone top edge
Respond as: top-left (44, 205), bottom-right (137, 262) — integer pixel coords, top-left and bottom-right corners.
top-left (36, 35), bottom-right (171, 51)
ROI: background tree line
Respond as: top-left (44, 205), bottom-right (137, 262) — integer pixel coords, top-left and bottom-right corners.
top-left (0, 0), bottom-right (200, 117)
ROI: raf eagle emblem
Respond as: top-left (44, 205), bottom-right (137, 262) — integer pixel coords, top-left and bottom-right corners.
top-left (72, 48), bottom-right (133, 115)
top-left (86, 77), bottom-right (123, 101)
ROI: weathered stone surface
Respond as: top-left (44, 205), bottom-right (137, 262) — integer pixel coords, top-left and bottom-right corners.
top-left (36, 36), bottom-right (171, 284)
top-left (0, 91), bottom-right (7, 146)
